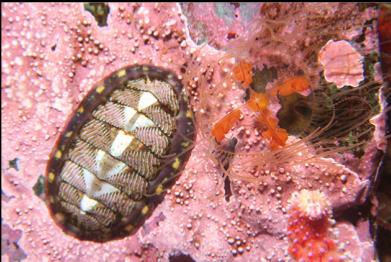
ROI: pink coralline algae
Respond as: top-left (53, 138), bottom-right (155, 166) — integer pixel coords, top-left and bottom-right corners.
top-left (318, 40), bottom-right (364, 88)
top-left (1, 2), bottom-right (387, 262)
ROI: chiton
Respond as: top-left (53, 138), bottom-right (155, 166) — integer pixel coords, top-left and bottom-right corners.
top-left (45, 65), bottom-right (195, 242)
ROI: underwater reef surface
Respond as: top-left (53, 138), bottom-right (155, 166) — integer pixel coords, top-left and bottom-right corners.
top-left (1, 3), bottom-right (389, 262)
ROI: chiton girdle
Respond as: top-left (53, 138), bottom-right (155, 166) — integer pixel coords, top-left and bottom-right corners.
top-left (45, 65), bottom-right (195, 242)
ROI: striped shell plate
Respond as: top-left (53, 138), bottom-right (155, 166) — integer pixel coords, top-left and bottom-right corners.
top-left (45, 65), bottom-right (195, 242)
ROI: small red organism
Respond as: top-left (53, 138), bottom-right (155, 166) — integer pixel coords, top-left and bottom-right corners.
top-left (211, 108), bottom-right (242, 143)
top-left (260, 117), bottom-right (288, 150)
top-left (287, 190), bottom-right (343, 262)
top-left (233, 60), bottom-right (253, 88)
top-left (256, 109), bottom-right (288, 150)
top-left (246, 89), bottom-right (269, 112)
top-left (245, 91), bottom-right (287, 150)
top-left (271, 76), bottom-right (310, 96)
top-left (213, 64), bottom-right (290, 149)
top-left (211, 85), bottom-right (288, 148)
top-left (227, 32), bottom-right (238, 40)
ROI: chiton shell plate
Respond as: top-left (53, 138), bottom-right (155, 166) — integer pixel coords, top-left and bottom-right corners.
top-left (45, 65), bottom-right (195, 242)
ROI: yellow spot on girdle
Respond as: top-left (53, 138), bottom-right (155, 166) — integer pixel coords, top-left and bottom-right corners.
top-left (155, 184), bottom-right (164, 195)
top-left (96, 85), bottom-right (105, 94)
top-left (181, 141), bottom-right (190, 148)
top-left (117, 69), bottom-right (126, 78)
top-left (186, 110), bottom-right (193, 118)
top-left (172, 157), bottom-right (180, 170)
top-left (77, 106), bottom-right (84, 114)
top-left (65, 131), bottom-right (73, 138)
top-left (141, 205), bottom-right (149, 215)
top-left (125, 224), bottom-right (134, 232)
top-left (55, 150), bottom-right (62, 159)
top-left (48, 172), bottom-right (56, 183)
